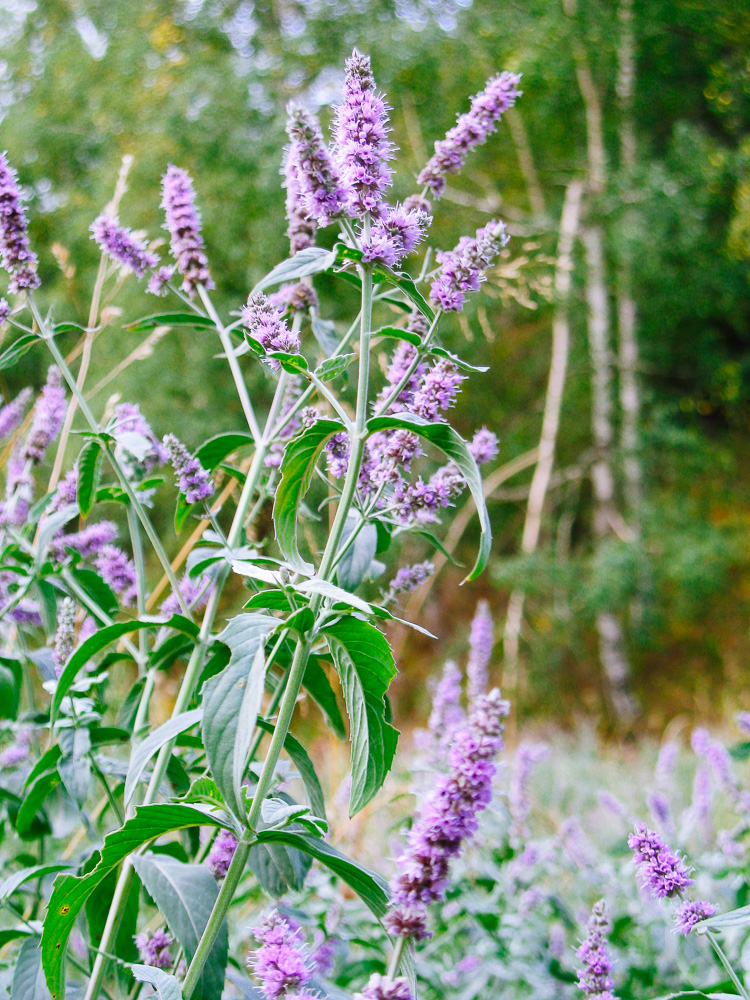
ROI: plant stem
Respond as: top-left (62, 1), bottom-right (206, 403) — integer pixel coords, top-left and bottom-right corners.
top-left (385, 935), bottom-right (406, 983)
top-left (127, 506), bottom-right (149, 671)
top-left (60, 570), bottom-right (141, 662)
top-left (706, 929), bottom-right (749, 1000)
top-left (373, 309), bottom-right (441, 418)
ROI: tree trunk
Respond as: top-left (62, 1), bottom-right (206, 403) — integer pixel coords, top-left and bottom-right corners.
top-left (503, 181), bottom-right (583, 690)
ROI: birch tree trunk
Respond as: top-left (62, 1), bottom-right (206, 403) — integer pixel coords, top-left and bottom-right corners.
top-left (503, 181), bottom-right (583, 690)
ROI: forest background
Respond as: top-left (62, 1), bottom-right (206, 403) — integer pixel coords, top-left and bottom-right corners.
top-left (2, 0), bottom-right (749, 732)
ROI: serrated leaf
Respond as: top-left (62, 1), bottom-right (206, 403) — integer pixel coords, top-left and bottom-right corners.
top-left (366, 412), bottom-right (491, 582)
top-left (76, 441), bottom-right (103, 516)
top-left (131, 966), bottom-right (183, 1000)
top-left (267, 351), bottom-right (309, 375)
top-left (204, 614), bottom-right (275, 821)
top-left (41, 804), bottom-right (230, 1000)
top-left (12, 938), bottom-right (52, 1000)
top-left (252, 247), bottom-right (337, 294)
top-left (0, 333), bottom-right (38, 371)
top-left (195, 432), bottom-right (254, 472)
top-left (323, 617), bottom-right (398, 815)
top-left (254, 719), bottom-right (326, 821)
top-left (314, 354), bottom-right (354, 383)
top-left (0, 865), bottom-right (71, 904)
top-left (272, 418), bottom-right (345, 574)
top-left (302, 658), bottom-right (346, 740)
top-left (131, 856), bottom-right (227, 1000)
top-left (124, 709), bottom-right (202, 808)
top-left (125, 313), bottom-right (216, 332)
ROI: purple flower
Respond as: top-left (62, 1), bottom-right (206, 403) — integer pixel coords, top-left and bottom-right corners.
top-left (549, 924), bottom-right (566, 961)
top-left (647, 790), bottom-right (672, 832)
top-left (50, 521), bottom-right (118, 563)
top-left (250, 910), bottom-right (312, 1000)
top-left (161, 165), bottom-right (212, 295)
top-left (691, 728), bottom-right (738, 798)
top-left (22, 366), bottom-right (66, 463)
top-left (207, 828), bottom-right (238, 880)
top-left (393, 462), bottom-right (466, 525)
top-left (161, 573), bottom-right (212, 618)
top-left (265, 377), bottom-right (306, 468)
top-left (95, 546), bottom-right (137, 605)
top-left (509, 741), bottom-right (549, 840)
top-left (674, 899), bottom-right (716, 936)
top-left (147, 266), bottom-right (174, 296)
top-left (52, 597), bottom-right (76, 678)
top-left (90, 215), bottom-right (158, 278)
top-left (0, 727), bottom-right (33, 769)
top-left (0, 298), bottom-right (9, 324)
top-left (283, 152), bottom-right (317, 256)
top-left (418, 72), bottom-right (521, 197)
top-left (49, 467), bottom-right (78, 512)
top-left (628, 823), bottom-right (693, 899)
top-left (469, 428), bottom-right (499, 465)
top-left (430, 220), bottom-right (509, 312)
top-left (361, 205), bottom-right (430, 268)
top-left (114, 402), bottom-right (169, 470)
top-left (691, 764), bottom-right (713, 838)
top-left (0, 387), bottom-right (32, 440)
top-left (135, 928), bottom-right (174, 969)
top-left (467, 599), bottom-right (494, 700)
top-left (737, 711), bottom-right (750, 737)
top-left (163, 433), bottom-right (214, 505)
top-left (310, 936), bottom-right (337, 977)
top-left (410, 359), bottom-right (465, 421)
top-left (369, 428), bottom-right (422, 484)
top-left (286, 102), bottom-right (347, 227)
top-left (268, 282), bottom-right (319, 316)
top-left (0, 448), bottom-right (31, 527)
top-left (655, 741), bottom-right (679, 785)
top-left (596, 790), bottom-right (628, 820)
top-left (242, 293), bottom-right (301, 370)
top-left (334, 50), bottom-right (393, 219)
top-left (325, 432), bottom-right (350, 480)
top-left (384, 561), bottom-right (434, 601)
top-left (426, 659), bottom-right (465, 748)
top-left (387, 689), bottom-right (508, 939)
top-left (355, 975), bottom-right (412, 1000)
top-left (0, 152), bottom-right (40, 293)
top-left (576, 900), bottom-right (616, 999)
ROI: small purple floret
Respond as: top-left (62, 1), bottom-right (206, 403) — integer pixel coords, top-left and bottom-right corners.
top-left (0, 152), bottom-right (40, 293)
top-left (135, 928), bottom-right (174, 969)
top-left (674, 899), bottom-right (716, 935)
top-left (161, 165), bottom-right (212, 295)
top-left (576, 900), bottom-right (616, 999)
top-left (207, 828), bottom-right (238, 880)
top-left (163, 433), bottom-right (214, 505)
top-left (91, 215), bottom-right (158, 277)
top-left (628, 822), bottom-right (694, 899)
top-left (22, 367), bottom-right (66, 463)
top-left (430, 220), bottom-right (509, 313)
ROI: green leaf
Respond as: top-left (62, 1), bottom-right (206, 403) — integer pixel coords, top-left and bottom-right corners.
top-left (204, 614), bottom-right (275, 820)
top-left (0, 332), bottom-right (38, 371)
top-left (232, 644), bottom-right (266, 816)
top-left (372, 325), bottom-right (422, 347)
top-left (366, 412), bottom-right (491, 582)
top-left (57, 728), bottom-right (92, 807)
top-left (272, 418), bottom-right (345, 574)
top-left (0, 927), bottom-right (35, 950)
top-left (69, 567), bottom-right (119, 617)
top-left (86, 860), bottom-right (139, 977)
top-left (52, 617), bottom-right (198, 726)
top-left (255, 719), bottom-right (326, 821)
top-left (125, 313), bottom-right (216, 332)
top-left (336, 517), bottom-right (377, 592)
top-left (242, 590), bottom-right (292, 612)
top-left (0, 658), bottom-right (22, 719)
top-left (131, 856), bottom-right (227, 1000)
top-left (702, 904), bottom-right (750, 929)
top-left (267, 351), bottom-right (309, 375)
top-left (314, 354), bottom-right (354, 383)
top-left (195, 432), bottom-right (254, 472)
top-left (12, 938), bottom-right (52, 1000)
top-left (41, 804), bottom-right (230, 1000)
top-left (302, 658), bottom-right (346, 740)
top-left (310, 317), bottom-right (340, 356)
top-left (124, 709), bottom-right (202, 808)
top-left (296, 578), bottom-right (372, 615)
top-left (131, 966), bottom-right (183, 1000)
top-left (255, 830), bottom-right (389, 919)
top-left (76, 440), bottom-right (103, 516)
top-left (430, 345), bottom-right (489, 373)
top-left (247, 794), bottom-right (313, 897)
top-left (16, 771), bottom-right (59, 839)
top-left (252, 247), bottom-right (337, 294)
top-left (408, 527), bottom-right (463, 566)
top-left (323, 617), bottom-right (398, 815)
top-left (0, 865), bottom-right (71, 904)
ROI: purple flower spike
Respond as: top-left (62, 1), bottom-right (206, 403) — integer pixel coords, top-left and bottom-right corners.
top-left (628, 822), bottom-right (694, 899)
top-left (411, 359), bottom-right (465, 421)
top-left (268, 282), bottom-right (319, 316)
top-left (0, 298), bottom-right (9, 324)
top-left (50, 521), bottom-right (118, 564)
top-left (576, 900), bottom-right (616, 999)
top-left (334, 50), bottom-right (394, 219)
top-left (418, 72), bottom-right (521, 197)
top-left (385, 561), bottom-right (434, 601)
top-left (242, 292), bottom-right (301, 370)
top-left (674, 899), bottom-right (716, 935)
top-left (148, 265), bottom-right (174, 296)
top-left (95, 545), bottom-right (137, 606)
top-left (387, 689), bottom-right (508, 938)
top-left (22, 366), bottom-right (66, 463)
top-left (52, 597), bottom-right (76, 678)
top-left (135, 928), bottom-right (174, 969)
top-left (0, 387), bottom-right (32, 440)
top-left (250, 910), bottom-right (313, 1000)
top-left (163, 433), bottom-right (214, 505)
top-left (362, 204), bottom-right (431, 268)
top-left (114, 402), bottom-right (169, 470)
top-left (356, 974), bottom-right (413, 1000)
top-left (509, 740), bottom-right (549, 839)
top-left (0, 152), bottom-right (40, 293)
top-left (430, 220), bottom-right (509, 313)
top-left (283, 153), bottom-right (317, 256)
top-left (0, 727), bottom-right (33, 769)
top-left (161, 165), bottom-right (212, 295)
top-left (49, 467), bottom-right (79, 513)
top-left (469, 427), bottom-right (499, 465)
top-left (286, 102), bottom-right (347, 228)
top-left (207, 828), bottom-right (238, 880)
top-left (91, 215), bottom-right (158, 278)
top-left (161, 573), bottom-right (212, 618)
top-left (325, 431), bottom-right (350, 479)
top-left (467, 599), bottom-right (494, 700)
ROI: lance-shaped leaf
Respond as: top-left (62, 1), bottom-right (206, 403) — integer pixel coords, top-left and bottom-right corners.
top-left (125, 312), bottom-right (217, 332)
top-left (366, 411), bottom-right (492, 582)
top-left (322, 617), bottom-right (398, 815)
top-left (302, 658), bottom-right (345, 740)
top-left (131, 966), bottom-right (183, 1000)
top-left (204, 614), bottom-right (275, 821)
top-left (252, 247), bottom-right (338, 294)
top-left (195, 431), bottom-right (254, 472)
top-left (131, 856), bottom-right (227, 1000)
top-left (0, 865), bottom-right (70, 904)
top-left (232, 644), bottom-right (266, 815)
top-left (76, 440), bottom-right (103, 516)
top-left (13, 938), bottom-right (52, 1000)
top-left (254, 719), bottom-right (326, 821)
top-left (272, 418), bottom-right (345, 574)
top-left (41, 804), bottom-right (230, 1000)
top-left (124, 708), bottom-right (202, 807)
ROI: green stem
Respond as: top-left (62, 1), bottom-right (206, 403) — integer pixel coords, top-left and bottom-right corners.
top-left (385, 935), bottom-right (406, 983)
top-left (127, 506), bottom-right (149, 671)
top-left (373, 309), bottom-right (441, 418)
top-left (706, 929), bottom-right (749, 1000)
top-left (60, 569), bottom-right (141, 662)
top-left (89, 751), bottom-right (124, 824)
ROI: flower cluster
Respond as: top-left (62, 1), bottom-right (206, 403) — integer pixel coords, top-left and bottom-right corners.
top-left (161, 573), bottom-right (213, 618)
top-left (383, 560), bottom-right (434, 602)
top-left (161, 165), bottom-right (212, 295)
top-left (206, 828), bottom-right (238, 880)
top-left (334, 50), bottom-right (393, 219)
top-left (674, 899), bottom-right (716, 936)
top-left (418, 72), bottom-right (521, 197)
top-left (628, 823), bottom-right (693, 899)
top-left (431, 220), bottom-right (509, 312)
top-left (576, 900), bottom-right (616, 999)
top-left (355, 974), bottom-right (412, 1000)
top-left (286, 102), bottom-right (347, 228)
top-left (242, 293), bottom-right (301, 369)
top-left (52, 597), bottom-right (76, 678)
top-left (249, 910), bottom-right (314, 999)
top-left (269, 282), bottom-right (319, 316)
top-left (362, 204), bottom-right (430, 268)
top-left (0, 151), bottom-right (40, 292)
top-left (95, 545), bottom-right (138, 606)
top-left (466, 599), bottom-right (493, 700)
top-left (135, 928), bottom-right (174, 969)
top-left (50, 521), bottom-right (118, 564)
top-left (509, 741), bottom-right (550, 844)
top-left (163, 433), bottom-right (214, 505)
top-left (113, 402), bottom-right (169, 471)
top-left (22, 366), bottom-right (66, 464)
top-left (90, 215), bottom-right (158, 278)
top-left (0, 387), bottom-right (32, 440)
